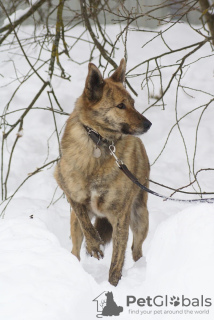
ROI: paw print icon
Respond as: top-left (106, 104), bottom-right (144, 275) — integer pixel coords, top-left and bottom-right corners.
top-left (170, 296), bottom-right (180, 307)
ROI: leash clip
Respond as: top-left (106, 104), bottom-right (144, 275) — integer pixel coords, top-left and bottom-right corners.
top-left (109, 144), bottom-right (123, 168)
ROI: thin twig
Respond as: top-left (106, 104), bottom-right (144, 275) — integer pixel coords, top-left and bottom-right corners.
top-left (0, 158), bottom-right (59, 217)
top-left (3, 82), bottom-right (49, 139)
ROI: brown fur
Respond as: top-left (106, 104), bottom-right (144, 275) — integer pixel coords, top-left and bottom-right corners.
top-left (54, 59), bottom-right (151, 286)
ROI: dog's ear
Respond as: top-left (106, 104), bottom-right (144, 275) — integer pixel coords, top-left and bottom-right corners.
top-left (84, 63), bottom-right (104, 101)
top-left (110, 58), bottom-right (126, 83)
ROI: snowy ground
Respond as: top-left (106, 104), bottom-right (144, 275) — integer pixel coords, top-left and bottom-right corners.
top-left (1, 21), bottom-right (214, 320)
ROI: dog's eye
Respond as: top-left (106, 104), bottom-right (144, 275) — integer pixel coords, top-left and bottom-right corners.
top-left (116, 103), bottom-right (126, 110)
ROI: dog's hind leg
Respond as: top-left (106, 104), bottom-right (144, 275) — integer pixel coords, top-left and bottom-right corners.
top-left (130, 191), bottom-right (149, 262)
top-left (70, 210), bottom-right (84, 260)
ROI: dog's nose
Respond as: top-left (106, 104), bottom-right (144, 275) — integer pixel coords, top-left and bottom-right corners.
top-left (144, 119), bottom-right (152, 130)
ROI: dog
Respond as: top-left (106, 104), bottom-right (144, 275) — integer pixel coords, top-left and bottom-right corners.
top-left (54, 59), bottom-right (151, 286)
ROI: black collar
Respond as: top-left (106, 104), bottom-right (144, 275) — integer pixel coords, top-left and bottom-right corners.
top-left (83, 125), bottom-right (109, 146)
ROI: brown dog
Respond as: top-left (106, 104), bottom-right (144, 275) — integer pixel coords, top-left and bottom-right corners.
top-left (54, 59), bottom-right (151, 286)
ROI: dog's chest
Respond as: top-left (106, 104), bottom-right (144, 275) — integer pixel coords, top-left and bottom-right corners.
top-left (66, 138), bottom-right (122, 210)
top-left (69, 168), bottom-right (113, 210)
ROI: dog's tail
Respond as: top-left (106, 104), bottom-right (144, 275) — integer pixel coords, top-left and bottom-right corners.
top-left (94, 217), bottom-right (113, 245)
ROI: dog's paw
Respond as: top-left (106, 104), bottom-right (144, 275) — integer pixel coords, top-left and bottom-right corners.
top-left (86, 238), bottom-right (104, 260)
top-left (91, 248), bottom-right (104, 260)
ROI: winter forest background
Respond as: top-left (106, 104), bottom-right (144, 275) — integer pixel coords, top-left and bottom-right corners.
top-left (0, 1), bottom-right (214, 319)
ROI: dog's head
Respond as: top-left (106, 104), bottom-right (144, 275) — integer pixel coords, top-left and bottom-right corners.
top-left (77, 59), bottom-right (151, 140)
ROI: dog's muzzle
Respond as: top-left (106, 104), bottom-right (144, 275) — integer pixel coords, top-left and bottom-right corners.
top-left (143, 118), bottom-right (152, 132)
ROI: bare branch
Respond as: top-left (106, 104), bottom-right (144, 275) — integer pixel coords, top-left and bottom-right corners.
top-left (0, 158), bottom-right (59, 217)
top-left (3, 82), bottom-right (49, 140)
top-left (0, 0), bottom-right (47, 43)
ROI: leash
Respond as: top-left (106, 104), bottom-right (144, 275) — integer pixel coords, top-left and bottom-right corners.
top-left (85, 125), bottom-right (214, 204)
top-left (109, 144), bottom-right (214, 204)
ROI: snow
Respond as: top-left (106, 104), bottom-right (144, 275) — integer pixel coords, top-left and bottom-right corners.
top-left (0, 217), bottom-right (96, 320)
top-left (2, 9), bottom-right (29, 27)
top-left (0, 21), bottom-right (214, 319)
top-left (2, 1), bottom-right (39, 27)
top-left (146, 204), bottom-right (214, 296)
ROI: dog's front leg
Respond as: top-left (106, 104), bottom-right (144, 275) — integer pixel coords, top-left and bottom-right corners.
top-left (108, 211), bottom-right (130, 286)
top-left (69, 199), bottom-right (104, 260)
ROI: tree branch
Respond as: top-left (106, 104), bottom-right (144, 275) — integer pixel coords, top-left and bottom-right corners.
top-left (3, 82), bottom-right (49, 139)
top-left (0, 0), bottom-right (47, 42)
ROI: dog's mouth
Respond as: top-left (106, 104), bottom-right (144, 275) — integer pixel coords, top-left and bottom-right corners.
top-left (120, 119), bottom-right (152, 135)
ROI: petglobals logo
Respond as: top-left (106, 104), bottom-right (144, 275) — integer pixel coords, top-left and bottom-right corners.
top-left (127, 295), bottom-right (212, 308)
top-left (92, 293), bottom-right (212, 318)
top-left (93, 291), bottom-right (123, 318)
